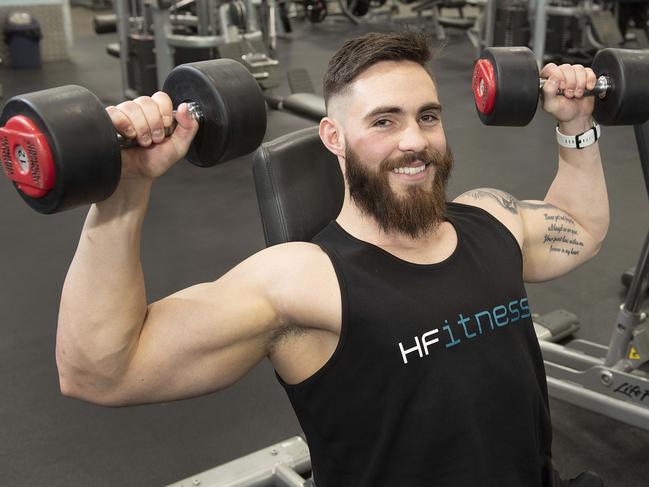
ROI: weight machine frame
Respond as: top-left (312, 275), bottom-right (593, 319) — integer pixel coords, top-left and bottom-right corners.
top-left (112, 0), bottom-right (269, 99)
top-left (165, 436), bottom-right (313, 487)
top-left (474, 0), bottom-right (624, 67)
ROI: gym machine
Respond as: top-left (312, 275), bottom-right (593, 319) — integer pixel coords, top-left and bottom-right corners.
top-left (533, 0), bottom-right (630, 64)
top-left (101, 0), bottom-right (278, 99)
top-left (165, 436), bottom-right (314, 487)
top-left (412, 0), bottom-right (481, 44)
top-left (331, 0), bottom-right (476, 27)
top-left (411, 0), bottom-right (531, 60)
top-left (472, 46), bottom-right (649, 430)
top-left (300, 0), bottom-right (389, 25)
top-left (472, 0), bottom-right (632, 67)
top-left (265, 68), bottom-right (326, 122)
top-left (71, 0), bottom-right (113, 9)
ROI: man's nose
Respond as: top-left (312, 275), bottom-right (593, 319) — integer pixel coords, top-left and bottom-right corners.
top-left (397, 122), bottom-right (428, 154)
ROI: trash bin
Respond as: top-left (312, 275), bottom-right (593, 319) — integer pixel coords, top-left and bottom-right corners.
top-left (3, 11), bottom-right (42, 69)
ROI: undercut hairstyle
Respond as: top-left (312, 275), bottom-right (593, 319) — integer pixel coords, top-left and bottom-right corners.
top-left (323, 30), bottom-right (436, 110)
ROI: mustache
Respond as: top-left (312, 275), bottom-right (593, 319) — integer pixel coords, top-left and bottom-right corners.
top-left (379, 149), bottom-right (446, 172)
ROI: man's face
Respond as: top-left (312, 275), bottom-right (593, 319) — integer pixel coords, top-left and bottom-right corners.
top-left (344, 140), bottom-right (453, 239)
top-left (331, 60), bottom-right (453, 238)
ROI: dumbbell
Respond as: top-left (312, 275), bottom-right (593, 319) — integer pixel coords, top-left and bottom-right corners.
top-left (0, 58), bottom-right (267, 214)
top-left (92, 14), bottom-right (117, 34)
top-left (472, 47), bottom-right (649, 126)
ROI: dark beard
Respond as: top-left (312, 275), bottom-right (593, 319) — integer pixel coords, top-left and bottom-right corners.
top-left (344, 145), bottom-right (454, 239)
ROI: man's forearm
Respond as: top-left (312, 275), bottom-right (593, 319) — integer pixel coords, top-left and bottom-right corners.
top-left (56, 179), bottom-right (153, 399)
top-left (544, 116), bottom-right (610, 245)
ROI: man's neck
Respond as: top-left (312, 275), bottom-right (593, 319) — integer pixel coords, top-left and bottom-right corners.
top-left (335, 197), bottom-right (450, 253)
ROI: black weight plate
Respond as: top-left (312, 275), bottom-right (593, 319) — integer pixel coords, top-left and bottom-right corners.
top-left (477, 47), bottom-right (539, 126)
top-left (93, 14), bottom-right (117, 34)
top-left (228, 1), bottom-right (246, 30)
top-left (0, 85), bottom-right (121, 214)
top-left (621, 266), bottom-right (649, 295)
top-left (305, 0), bottom-right (327, 23)
top-left (592, 48), bottom-right (649, 126)
top-left (621, 267), bottom-right (634, 288)
top-left (163, 59), bottom-right (267, 167)
top-left (348, 0), bottom-right (370, 16)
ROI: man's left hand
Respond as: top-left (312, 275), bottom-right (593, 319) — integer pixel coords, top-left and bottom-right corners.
top-left (540, 63), bottom-right (597, 123)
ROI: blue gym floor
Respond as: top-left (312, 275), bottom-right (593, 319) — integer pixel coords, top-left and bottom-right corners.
top-left (1, 6), bottom-right (648, 486)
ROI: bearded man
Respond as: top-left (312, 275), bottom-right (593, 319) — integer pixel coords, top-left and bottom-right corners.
top-left (56, 31), bottom-right (608, 486)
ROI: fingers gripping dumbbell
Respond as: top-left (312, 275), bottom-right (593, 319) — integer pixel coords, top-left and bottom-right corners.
top-left (115, 102), bottom-right (202, 149)
top-left (0, 59), bottom-right (267, 214)
top-left (472, 47), bottom-right (649, 126)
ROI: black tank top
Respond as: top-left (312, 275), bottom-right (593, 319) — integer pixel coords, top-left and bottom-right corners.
top-left (277, 202), bottom-right (553, 487)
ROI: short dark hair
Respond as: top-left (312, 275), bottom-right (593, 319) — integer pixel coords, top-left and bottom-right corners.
top-left (323, 30), bottom-right (435, 110)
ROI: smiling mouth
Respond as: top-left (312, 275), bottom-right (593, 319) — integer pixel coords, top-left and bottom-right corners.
top-left (392, 163), bottom-right (430, 175)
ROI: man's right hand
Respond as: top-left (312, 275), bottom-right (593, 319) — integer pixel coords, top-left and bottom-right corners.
top-left (106, 92), bottom-right (199, 181)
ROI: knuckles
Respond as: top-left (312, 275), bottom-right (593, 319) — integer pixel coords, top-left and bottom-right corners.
top-left (541, 62), bottom-right (599, 97)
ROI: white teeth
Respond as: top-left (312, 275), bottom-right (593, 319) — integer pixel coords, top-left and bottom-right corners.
top-left (393, 164), bottom-right (426, 175)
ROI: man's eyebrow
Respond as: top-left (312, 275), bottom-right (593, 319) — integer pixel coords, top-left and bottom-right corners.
top-left (364, 102), bottom-right (443, 120)
top-left (421, 102), bottom-right (443, 113)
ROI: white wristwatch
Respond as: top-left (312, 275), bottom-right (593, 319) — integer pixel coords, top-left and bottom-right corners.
top-left (556, 121), bottom-right (601, 149)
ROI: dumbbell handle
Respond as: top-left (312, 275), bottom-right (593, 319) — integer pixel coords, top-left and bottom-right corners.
top-left (539, 75), bottom-right (611, 100)
top-left (115, 101), bottom-right (204, 149)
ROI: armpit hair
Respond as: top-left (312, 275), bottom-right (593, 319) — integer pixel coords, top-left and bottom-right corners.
top-left (266, 322), bottom-right (309, 353)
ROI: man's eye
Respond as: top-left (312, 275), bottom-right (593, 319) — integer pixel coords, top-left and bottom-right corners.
top-left (421, 114), bottom-right (439, 123)
top-left (374, 119), bottom-right (391, 127)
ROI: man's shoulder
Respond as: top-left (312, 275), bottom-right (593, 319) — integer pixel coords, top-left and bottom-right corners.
top-left (452, 188), bottom-right (524, 246)
top-left (250, 241), bottom-right (341, 333)
top-left (255, 240), bottom-right (330, 267)
top-left (248, 241), bottom-right (337, 296)
top-left (453, 188), bottom-right (517, 214)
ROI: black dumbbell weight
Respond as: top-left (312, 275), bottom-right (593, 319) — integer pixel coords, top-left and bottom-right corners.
top-left (472, 47), bottom-right (540, 126)
top-left (162, 59), bottom-right (266, 168)
top-left (0, 85), bottom-right (122, 214)
top-left (0, 58), bottom-right (267, 214)
top-left (472, 47), bottom-right (649, 126)
top-left (591, 49), bottom-right (649, 126)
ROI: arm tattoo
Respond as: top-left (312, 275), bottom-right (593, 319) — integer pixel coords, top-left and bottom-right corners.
top-left (463, 189), bottom-right (584, 257)
top-left (542, 212), bottom-right (584, 257)
top-left (461, 188), bottom-right (555, 215)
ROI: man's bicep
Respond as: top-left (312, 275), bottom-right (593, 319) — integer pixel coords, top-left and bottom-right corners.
top-left (110, 250), bottom-right (286, 405)
top-left (454, 188), bottom-right (588, 281)
top-left (518, 201), bottom-right (596, 282)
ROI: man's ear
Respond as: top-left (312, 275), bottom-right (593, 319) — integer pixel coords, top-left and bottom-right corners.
top-left (319, 117), bottom-right (346, 158)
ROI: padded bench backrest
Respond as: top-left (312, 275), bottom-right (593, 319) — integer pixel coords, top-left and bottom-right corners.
top-left (252, 126), bottom-right (344, 247)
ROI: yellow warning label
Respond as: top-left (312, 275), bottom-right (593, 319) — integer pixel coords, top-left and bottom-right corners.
top-left (629, 347), bottom-right (641, 360)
